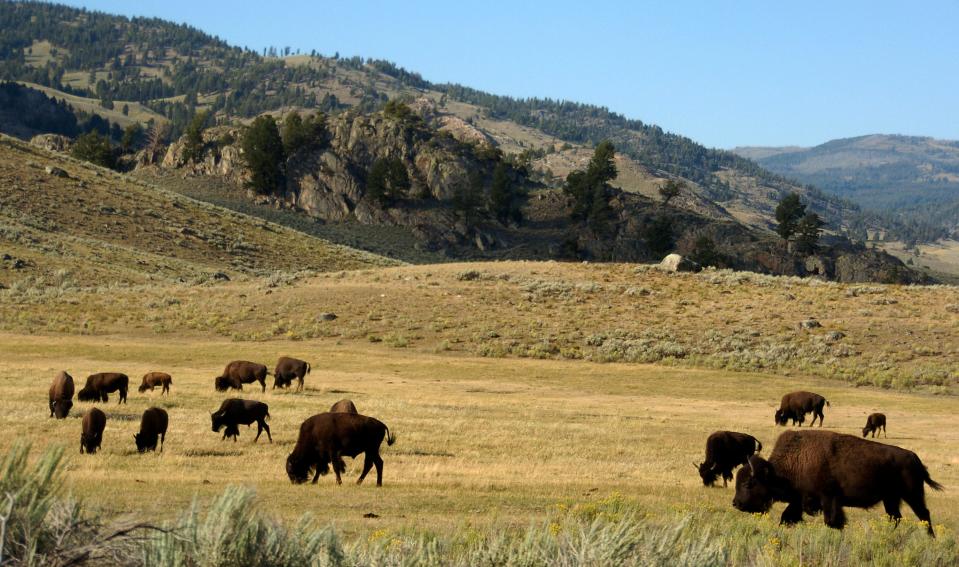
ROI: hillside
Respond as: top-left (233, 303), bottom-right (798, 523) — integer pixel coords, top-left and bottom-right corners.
top-left (734, 135), bottom-right (959, 239)
top-left (0, 134), bottom-right (396, 288)
top-left (0, 0), bottom-right (907, 243)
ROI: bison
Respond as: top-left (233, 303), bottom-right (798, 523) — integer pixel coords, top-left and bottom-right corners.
top-left (134, 407), bottom-right (169, 453)
top-left (696, 431), bottom-right (762, 487)
top-left (215, 361), bottom-right (268, 393)
top-left (48, 371), bottom-right (75, 419)
top-left (80, 408), bottom-right (106, 454)
top-left (138, 372), bottom-right (172, 395)
top-left (733, 430), bottom-right (943, 536)
top-left (211, 398), bottom-right (272, 443)
top-left (330, 399), bottom-right (358, 414)
top-left (863, 413), bottom-right (887, 438)
top-left (774, 391), bottom-right (829, 427)
top-left (273, 356), bottom-right (310, 391)
top-left (286, 412), bottom-right (396, 486)
top-left (77, 373), bottom-right (128, 404)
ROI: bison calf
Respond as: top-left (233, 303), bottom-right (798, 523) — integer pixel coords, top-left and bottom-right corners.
top-left (330, 399), bottom-right (358, 414)
top-left (49, 371), bottom-right (75, 419)
top-left (774, 391), bottom-right (829, 427)
top-left (273, 356), bottom-right (310, 391)
top-left (215, 361), bottom-right (268, 393)
top-left (135, 407), bottom-right (169, 453)
top-left (697, 431), bottom-right (762, 487)
top-left (211, 399), bottom-right (272, 443)
top-left (138, 372), bottom-right (172, 395)
top-left (286, 412), bottom-right (396, 486)
top-left (80, 408), bottom-right (106, 454)
top-left (733, 430), bottom-right (942, 536)
top-left (77, 373), bottom-right (128, 404)
top-left (863, 413), bottom-right (887, 438)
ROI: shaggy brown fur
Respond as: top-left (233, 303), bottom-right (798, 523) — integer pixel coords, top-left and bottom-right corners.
top-left (138, 372), bottom-right (172, 395)
top-left (273, 356), bottom-right (310, 391)
top-left (214, 361), bottom-right (268, 393)
top-left (80, 408), bottom-right (106, 454)
top-left (329, 399), bottom-right (358, 414)
top-left (48, 370), bottom-right (75, 419)
top-left (211, 398), bottom-right (271, 443)
top-left (774, 391), bottom-right (829, 427)
top-left (286, 412), bottom-right (395, 486)
top-left (77, 373), bottom-right (128, 404)
top-left (697, 431), bottom-right (762, 487)
top-left (863, 413), bottom-right (887, 438)
top-left (135, 407), bottom-right (168, 453)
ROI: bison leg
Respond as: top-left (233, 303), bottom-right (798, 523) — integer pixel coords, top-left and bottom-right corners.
top-left (311, 466), bottom-right (321, 484)
top-left (261, 420), bottom-right (272, 443)
top-left (259, 378), bottom-right (266, 393)
top-left (883, 497), bottom-right (902, 527)
top-left (822, 498), bottom-right (846, 530)
top-left (903, 493), bottom-right (935, 536)
top-left (254, 420), bottom-right (272, 443)
top-left (357, 454), bottom-right (374, 485)
top-left (374, 454), bottom-right (384, 487)
top-left (780, 500), bottom-right (804, 525)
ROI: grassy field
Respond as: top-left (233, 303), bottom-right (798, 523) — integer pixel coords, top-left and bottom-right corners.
top-left (1, 329), bottom-right (957, 561)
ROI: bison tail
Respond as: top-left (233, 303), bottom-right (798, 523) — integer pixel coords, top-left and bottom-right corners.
top-left (386, 426), bottom-right (397, 446)
top-left (825, 399), bottom-right (831, 407)
top-left (755, 439), bottom-right (763, 453)
top-left (265, 410), bottom-right (271, 421)
top-left (925, 469), bottom-right (945, 492)
top-left (306, 363), bottom-right (311, 374)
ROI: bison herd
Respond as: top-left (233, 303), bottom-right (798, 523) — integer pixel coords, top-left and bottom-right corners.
top-left (44, 357), bottom-right (397, 486)
top-left (699, 390), bottom-right (942, 536)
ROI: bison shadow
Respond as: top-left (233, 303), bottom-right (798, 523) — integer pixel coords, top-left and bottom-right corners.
top-left (183, 449), bottom-right (244, 458)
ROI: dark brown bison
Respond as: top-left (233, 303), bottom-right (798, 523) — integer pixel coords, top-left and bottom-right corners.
top-left (863, 413), bottom-right (887, 438)
top-left (211, 398), bottom-right (271, 443)
top-left (138, 372), bottom-right (172, 395)
top-left (77, 373), bottom-right (128, 404)
top-left (80, 408), bottom-right (106, 454)
top-left (733, 430), bottom-right (943, 536)
top-left (134, 407), bottom-right (168, 453)
top-left (286, 413), bottom-right (396, 486)
top-left (48, 371), bottom-right (75, 419)
top-left (330, 399), bottom-right (358, 414)
top-left (696, 431), bottom-right (762, 487)
top-left (273, 356), bottom-right (310, 391)
top-left (215, 361), bottom-right (268, 393)
top-left (775, 391), bottom-right (829, 427)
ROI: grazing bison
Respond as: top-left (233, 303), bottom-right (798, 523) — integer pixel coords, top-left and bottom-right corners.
top-left (134, 407), bottom-right (168, 453)
top-left (273, 356), bottom-right (310, 391)
top-left (330, 399), bottom-right (358, 414)
top-left (211, 398), bottom-right (272, 443)
top-left (48, 371), bottom-right (75, 419)
top-left (863, 413), bottom-right (887, 438)
top-left (80, 408), bottom-right (106, 454)
top-left (215, 361), bottom-right (268, 393)
top-left (77, 373), bottom-right (128, 404)
top-left (774, 391), bottom-right (829, 427)
top-left (286, 412), bottom-right (396, 486)
top-left (138, 372), bottom-right (172, 395)
top-left (733, 430), bottom-right (943, 536)
top-left (697, 431), bottom-right (763, 487)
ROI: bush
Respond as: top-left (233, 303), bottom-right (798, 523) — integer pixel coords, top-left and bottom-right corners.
top-left (71, 132), bottom-right (116, 169)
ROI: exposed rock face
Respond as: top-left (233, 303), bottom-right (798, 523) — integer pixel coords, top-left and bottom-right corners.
top-left (30, 134), bottom-right (72, 153)
top-left (157, 127), bottom-right (248, 184)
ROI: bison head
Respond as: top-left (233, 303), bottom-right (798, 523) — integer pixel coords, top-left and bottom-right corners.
top-left (697, 462), bottom-right (719, 487)
top-left (133, 433), bottom-right (154, 453)
top-left (774, 409), bottom-right (790, 426)
top-left (77, 387), bottom-right (97, 402)
top-left (286, 453), bottom-right (310, 484)
top-left (80, 433), bottom-right (98, 454)
top-left (138, 383), bottom-right (150, 393)
top-left (214, 376), bottom-right (241, 391)
top-left (52, 399), bottom-right (73, 419)
top-left (211, 412), bottom-right (223, 432)
top-left (732, 456), bottom-right (776, 513)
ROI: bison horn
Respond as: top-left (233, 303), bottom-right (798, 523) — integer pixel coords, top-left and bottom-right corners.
top-left (747, 458), bottom-right (755, 473)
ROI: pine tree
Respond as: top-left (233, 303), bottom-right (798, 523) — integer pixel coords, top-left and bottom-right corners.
top-left (659, 179), bottom-right (683, 205)
top-left (181, 110), bottom-right (209, 163)
top-left (775, 192), bottom-right (806, 241)
top-left (795, 212), bottom-right (825, 254)
top-left (241, 115), bottom-right (286, 194)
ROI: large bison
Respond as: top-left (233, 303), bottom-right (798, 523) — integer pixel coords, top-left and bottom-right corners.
top-left (286, 412), bottom-right (396, 486)
top-left (138, 372), bottom-right (172, 395)
top-left (273, 356), bottom-right (310, 391)
top-left (733, 430), bottom-right (943, 536)
top-left (77, 373), bottom-right (129, 404)
top-left (863, 413), bottom-right (887, 438)
top-left (330, 399), bottom-right (358, 414)
top-left (774, 391), bottom-right (828, 427)
top-left (214, 361), bottom-right (268, 393)
top-left (48, 371), bottom-right (75, 419)
top-left (134, 407), bottom-right (168, 453)
top-left (211, 398), bottom-right (272, 443)
top-left (697, 431), bottom-right (762, 487)
top-left (80, 408), bottom-right (106, 454)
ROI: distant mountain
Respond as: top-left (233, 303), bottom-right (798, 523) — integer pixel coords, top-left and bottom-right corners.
top-left (734, 135), bottom-right (959, 239)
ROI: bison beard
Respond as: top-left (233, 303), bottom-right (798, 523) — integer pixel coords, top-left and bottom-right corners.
top-left (732, 430), bottom-right (943, 536)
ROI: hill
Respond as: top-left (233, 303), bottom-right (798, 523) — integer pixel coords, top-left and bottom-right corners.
top-left (0, 0), bottom-right (912, 243)
top-left (0, 134), bottom-right (396, 289)
top-left (734, 135), bottom-right (959, 240)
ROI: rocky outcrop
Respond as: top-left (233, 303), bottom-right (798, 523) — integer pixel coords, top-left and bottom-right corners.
top-left (155, 127), bottom-right (248, 184)
top-left (659, 254), bottom-right (700, 272)
top-left (30, 134), bottom-right (72, 153)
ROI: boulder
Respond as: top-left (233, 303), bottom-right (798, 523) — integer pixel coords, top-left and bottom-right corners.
top-left (30, 134), bottom-right (72, 153)
top-left (658, 253), bottom-right (701, 273)
top-left (798, 319), bottom-right (822, 330)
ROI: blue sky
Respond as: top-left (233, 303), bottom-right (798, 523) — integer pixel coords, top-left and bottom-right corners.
top-left (60, 0), bottom-right (959, 149)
